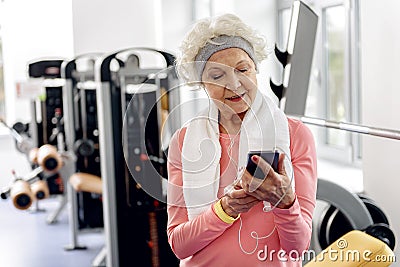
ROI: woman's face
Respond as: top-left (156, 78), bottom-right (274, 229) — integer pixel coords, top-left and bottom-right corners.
top-left (201, 48), bottom-right (257, 119)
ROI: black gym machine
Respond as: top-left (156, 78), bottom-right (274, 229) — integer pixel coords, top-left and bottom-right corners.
top-left (1, 59), bottom-right (70, 223)
top-left (27, 59), bottom-right (66, 150)
top-left (62, 53), bottom-right (105, 252)
top-left (95, 48), bottom-right (180, 267)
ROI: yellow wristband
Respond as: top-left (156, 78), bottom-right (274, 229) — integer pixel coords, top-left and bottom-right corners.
top-left (214, 199), bottom-right (240, 224)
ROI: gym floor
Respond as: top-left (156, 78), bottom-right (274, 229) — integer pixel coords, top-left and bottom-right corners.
top-left (0, 135), bottom-right (105, 267)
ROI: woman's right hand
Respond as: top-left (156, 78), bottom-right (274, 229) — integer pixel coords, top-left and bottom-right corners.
top-left (220, 188), bottom-right (260, 218)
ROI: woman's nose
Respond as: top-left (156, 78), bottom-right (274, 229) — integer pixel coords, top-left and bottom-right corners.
top-left (225, 73), bottom-right (241, 91)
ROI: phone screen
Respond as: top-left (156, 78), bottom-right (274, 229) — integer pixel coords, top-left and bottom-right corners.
top-left (246, 150), bottom-right (279, 179)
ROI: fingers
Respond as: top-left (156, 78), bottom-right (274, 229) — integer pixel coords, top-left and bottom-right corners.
top-left (277, 153), bottom-right (287, 176)
top-left (250, 153), bottom-right (287, 177)
top-left (227, 188), bottom-right (248, 199)
top-left (222, 188), bottom-right (260, 216)
top-left (251, 155), bottom-right (274, 177)
top-left (240, 167), bottom-right (272, 196)
top-left (239, 171), bottom-right (252, 191)
top-left (231, 200), bottom-right (259, 213)
top-left (243, 153), bottom-right (287, 187)
top-left (223, 197), bottom-right (259, 214)
top-left (233, 152), bottom-right (295, 208)
top-left (230, 194), bottom-right (258, 205)
top-left (226, 188), bottom-right (258, 203)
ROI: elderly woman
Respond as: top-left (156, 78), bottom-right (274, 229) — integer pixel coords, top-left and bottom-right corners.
top-left (167, 14), bottom-right (317, 266)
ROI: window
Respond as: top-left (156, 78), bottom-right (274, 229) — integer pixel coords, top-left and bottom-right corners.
top-left (324, 5), bottom-right (347, 147)
top-left (278, 0), bottom-right (361, 164)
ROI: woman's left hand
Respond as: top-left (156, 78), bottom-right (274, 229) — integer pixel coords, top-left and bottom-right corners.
top-left (240, 154), bottom-right (295, 209)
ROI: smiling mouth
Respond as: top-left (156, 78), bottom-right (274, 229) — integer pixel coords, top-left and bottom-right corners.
top-left (225, 93), bottom-right (246, 101)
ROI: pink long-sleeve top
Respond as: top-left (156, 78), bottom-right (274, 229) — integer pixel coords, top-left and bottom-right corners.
top-left (167, 118), bottom-right (317, 266)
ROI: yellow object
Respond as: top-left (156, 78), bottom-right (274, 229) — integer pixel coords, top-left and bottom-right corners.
top-left (305, 230), bottom-right (395, 266)
top-left (214, 199), bottom-right (240, 224)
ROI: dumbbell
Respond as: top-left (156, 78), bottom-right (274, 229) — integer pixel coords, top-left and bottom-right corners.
top-left (37, 144), bottom-right (62, 173)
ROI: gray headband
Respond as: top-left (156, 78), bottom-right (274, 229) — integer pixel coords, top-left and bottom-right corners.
top-left (195, 35), bottom-right (257, 81)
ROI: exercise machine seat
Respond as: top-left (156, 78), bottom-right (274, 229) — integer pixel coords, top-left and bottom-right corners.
top-left (305, 230), bottom-right (394, 266)
top-left (69, 172), bottom-right (102, 194)
top-left (37, 144), bottom-right (63, 173)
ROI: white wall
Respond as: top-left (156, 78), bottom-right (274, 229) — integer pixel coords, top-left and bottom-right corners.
top-left (0, 0), bottom-right (278, 126)
top-left (0, 0), bottom-right (74, 125)
top-left (360, 0), bottom-right (400, 259)
top-left (161, 0), bottom-right (192, 53)
top-left (232, 0), bottom-right (278, 97)
top-left (72, 0), bottom-right (164, 55)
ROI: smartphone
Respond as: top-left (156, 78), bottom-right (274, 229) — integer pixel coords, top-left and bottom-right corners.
top-left (246, 150), bottom-right (280, 179)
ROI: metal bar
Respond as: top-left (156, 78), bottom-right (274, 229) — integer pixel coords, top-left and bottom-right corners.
top-left (23, 166), bottom-right (44, 181)
top-left (64, 183), bottom-right (85, 249)
top-left (92, 246), bottom-right (107, 267)
top-left (289, 115), bottom-right (400, 140)
top-left (0, 119), bottom-right (24, 144)
top-left (46, 195), bottom-right (67, 224)
top-left (30, 101), bottom-right (40, 148)
top-left (95, 56), bottom-right (120, 267)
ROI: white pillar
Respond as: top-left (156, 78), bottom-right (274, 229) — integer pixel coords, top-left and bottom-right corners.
top-left (361, 0), bottom-right (400, 259)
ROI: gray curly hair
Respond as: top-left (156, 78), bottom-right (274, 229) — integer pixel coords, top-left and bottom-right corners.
top-left (176, 13), bottom-right (268, 84)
